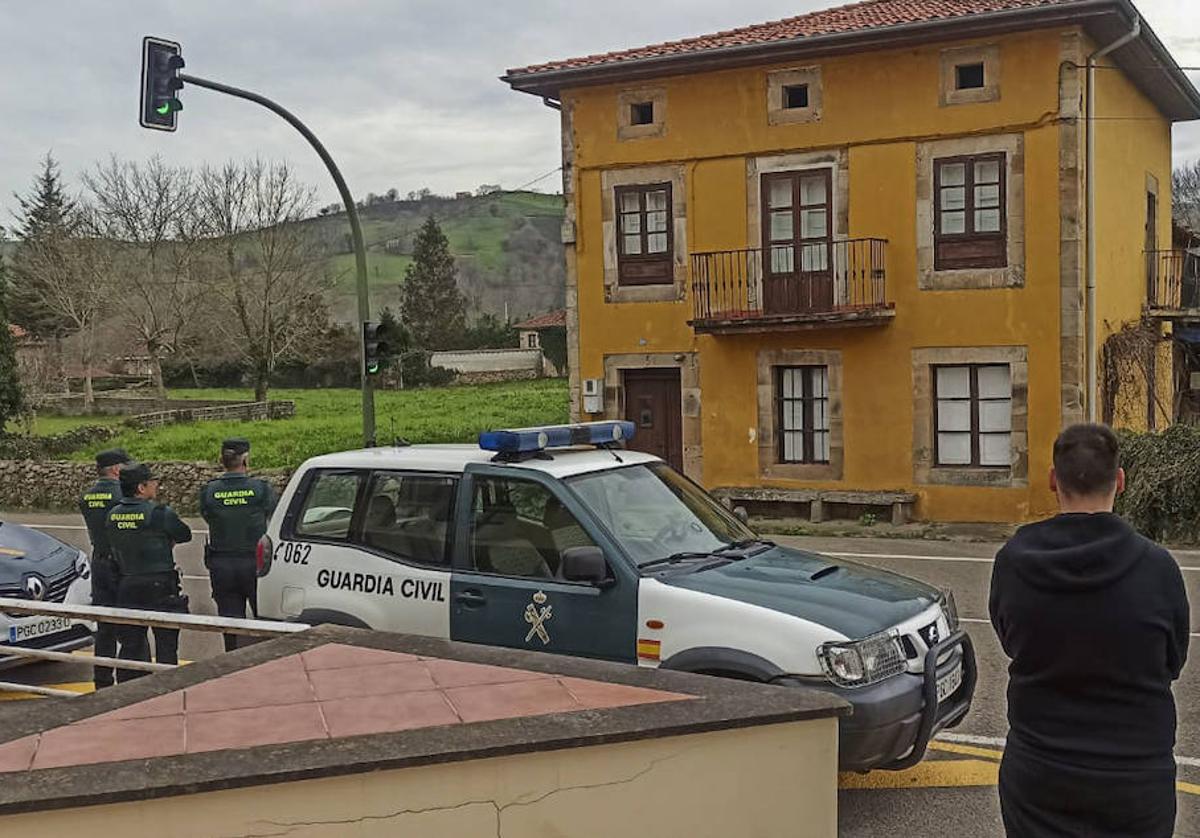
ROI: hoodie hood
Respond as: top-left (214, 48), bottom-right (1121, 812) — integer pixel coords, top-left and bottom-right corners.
top-left (1002, 512), bottom-right (1148, 592)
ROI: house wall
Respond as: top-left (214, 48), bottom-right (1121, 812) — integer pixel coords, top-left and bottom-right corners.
top-left (1091, 50), bottom-right (1175, 429)
top-left (565, 27), bottom-right (1079, 521)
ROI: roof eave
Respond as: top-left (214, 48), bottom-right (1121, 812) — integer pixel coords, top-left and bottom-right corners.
top-left (503, 0), bottom-right (1200, 122)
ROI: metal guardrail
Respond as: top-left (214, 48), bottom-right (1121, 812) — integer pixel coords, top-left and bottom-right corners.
top-left (0, 597), bottom-right (310, 697)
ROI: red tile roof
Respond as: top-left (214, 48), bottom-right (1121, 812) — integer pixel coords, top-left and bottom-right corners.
top-left (515, 309), bottom-right (567, 330)
top-left (507, 0), bottom-right (1076, 76)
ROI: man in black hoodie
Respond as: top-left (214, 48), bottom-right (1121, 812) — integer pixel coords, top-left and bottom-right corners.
top-left (990, 423), bottom-right (1189, 837)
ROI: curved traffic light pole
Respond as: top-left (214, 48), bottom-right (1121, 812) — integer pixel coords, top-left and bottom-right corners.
top-left (178, 72), bottom-right (376, 446)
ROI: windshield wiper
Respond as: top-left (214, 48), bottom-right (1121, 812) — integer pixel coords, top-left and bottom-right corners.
top-left (717, 538), bottom-right (774, 553)
top-left (639, 552), bottom-right (717, 570)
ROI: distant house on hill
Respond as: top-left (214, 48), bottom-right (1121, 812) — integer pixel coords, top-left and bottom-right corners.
top-left (514, 309), bottom-right (566, 349)
top-left (514, 309), bottom-right (567, 376)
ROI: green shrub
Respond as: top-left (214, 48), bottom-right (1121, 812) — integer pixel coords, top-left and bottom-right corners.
top-left (1116, 425), bottom-right (1200, 543)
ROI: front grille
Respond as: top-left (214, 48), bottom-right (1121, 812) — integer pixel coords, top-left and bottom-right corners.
top-left (0, 565), bottom-right (79, 604)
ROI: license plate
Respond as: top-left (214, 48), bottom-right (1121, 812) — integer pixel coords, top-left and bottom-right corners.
top-left (8, 616), bottom-right (73, 644)
top-left (936, 661), bottom-right (963, 703)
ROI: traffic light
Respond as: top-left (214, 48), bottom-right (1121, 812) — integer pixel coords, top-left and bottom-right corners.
top-left (363, 321), bottom-right (392, 375)
top-left (140, 37), bottom-right (184, 131)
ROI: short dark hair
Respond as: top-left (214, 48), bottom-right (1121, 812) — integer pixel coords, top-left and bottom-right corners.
top-left (221, 451), bottom-right (247, 471)
top-left (1053, 423), bottom-right (1120, 497)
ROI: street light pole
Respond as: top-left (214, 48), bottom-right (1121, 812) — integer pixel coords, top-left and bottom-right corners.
top-left (178, 72), bottom-right (376, 447)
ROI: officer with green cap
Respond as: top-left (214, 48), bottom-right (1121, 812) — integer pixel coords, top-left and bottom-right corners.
top-left (78, 448), bottom-right (130, 689)
top-left (106, 462), bottom-right (191, 681)
top-left (199, 438), bottom-right (276, 651)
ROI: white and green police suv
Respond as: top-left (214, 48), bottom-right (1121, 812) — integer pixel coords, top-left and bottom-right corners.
top-left (256, 422), bottom-right (975, 771)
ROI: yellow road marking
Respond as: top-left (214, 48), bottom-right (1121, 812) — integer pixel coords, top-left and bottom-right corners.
top-left (927, 740), bottom-right (1005, 760)
top-left (840, 759), bottom-right (1000, 789)
top-left (841, 739), bottom-right (1200, 797)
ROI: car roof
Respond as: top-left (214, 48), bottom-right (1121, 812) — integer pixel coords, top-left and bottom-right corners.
top-left (297, 444), bottom-right (663, 479)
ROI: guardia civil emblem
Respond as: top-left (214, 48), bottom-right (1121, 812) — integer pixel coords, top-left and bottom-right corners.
top-left (523, 590), bottom-right (553, 645)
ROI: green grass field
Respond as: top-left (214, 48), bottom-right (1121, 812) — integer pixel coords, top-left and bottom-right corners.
top-left (71, 379), bottom-right (569, 470)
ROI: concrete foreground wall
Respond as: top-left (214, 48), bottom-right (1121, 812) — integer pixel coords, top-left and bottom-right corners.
top-left (0, 719), bottom-right (838, 838)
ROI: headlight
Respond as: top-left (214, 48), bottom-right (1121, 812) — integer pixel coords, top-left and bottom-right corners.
top-left (818, 632), bottom-right (906, 688)
top-left (940, 589), bottom-right (959, 630)
top-left (74, 550), bottom-right (91, 581)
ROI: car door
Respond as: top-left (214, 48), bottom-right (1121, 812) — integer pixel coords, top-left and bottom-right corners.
top-left (448, 464), bottom-right (637, 663)
top-left (270, 468), bottom-right (453, 638)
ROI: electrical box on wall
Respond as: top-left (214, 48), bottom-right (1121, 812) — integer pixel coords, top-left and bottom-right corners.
top-left (582, 378), bottom-right (603, 414)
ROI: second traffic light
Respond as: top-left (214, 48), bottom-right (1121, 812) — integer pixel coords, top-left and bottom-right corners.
top-left (140, 36), bottom-right (184, 131)
top-left (363, 321), bottom-right (392, 375)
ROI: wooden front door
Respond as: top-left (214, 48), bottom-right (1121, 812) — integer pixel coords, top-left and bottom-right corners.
top-left (1146, 190), bottom-right (1159, 299)
top-left (623, 368), bottom-right (683, 471)
top-left (762, 170), bottom-right (834, 315)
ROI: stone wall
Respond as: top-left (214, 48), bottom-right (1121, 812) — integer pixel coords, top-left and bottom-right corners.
top-left (40, 396), bottom-right (245, 418)
top-left (0, 461), bottom-right (293, 515)
top-left (129, 401), bottom-right (296, 430)
top-left (430, 348), bottom-right (543, 375)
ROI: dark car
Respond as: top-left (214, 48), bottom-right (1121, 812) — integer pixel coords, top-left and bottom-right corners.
top-left (0, 520), bottom-right (94, 668)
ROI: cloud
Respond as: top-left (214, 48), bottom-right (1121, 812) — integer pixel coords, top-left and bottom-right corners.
top-left (1, 0), bottom-right (1198, 220)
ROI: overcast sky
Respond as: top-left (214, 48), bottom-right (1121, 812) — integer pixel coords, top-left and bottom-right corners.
top-left (1, 0), bottom-right (1197, 219)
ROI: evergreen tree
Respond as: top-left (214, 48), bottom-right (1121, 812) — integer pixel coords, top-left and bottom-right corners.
top-left (10, 153), bottom-right (77, 338)
top-left (0, 236), bottom-right (24, 427)
top-left (400, 217), bottom-right (467, 349)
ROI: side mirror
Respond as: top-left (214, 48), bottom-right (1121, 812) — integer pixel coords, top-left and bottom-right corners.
top-left (561, 546), bottom-right (612, 586)
top-left (733, 506), bottom-right (749, 524)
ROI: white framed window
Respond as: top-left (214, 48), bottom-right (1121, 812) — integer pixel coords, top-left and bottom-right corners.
top-left (934, 364), bottom-right (1011, 468)
top-left (778, 365), bottom-right (830, 464)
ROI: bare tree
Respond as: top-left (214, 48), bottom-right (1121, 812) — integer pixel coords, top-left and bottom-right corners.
top-left (83, 156), bottom-right (202, 399)
top-left (196, 159), bottom-right (333, 401)
top-left (12, 207), bottom-right (116, 408)
top-left (1174, 160), bottom-right (1200, 233)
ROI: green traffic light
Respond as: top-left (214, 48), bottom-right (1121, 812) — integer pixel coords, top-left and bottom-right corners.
top-left (367, 362), bottom-right (380, 375)
top-left (155, 102), bottom-right (171, 116)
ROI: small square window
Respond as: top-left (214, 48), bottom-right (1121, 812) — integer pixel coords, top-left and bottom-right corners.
top-left (630, 102), bottom-right (655, 125)
top-left (783, 84), bottom-right (809, 110)
top-left (955, 63), bottom-right (985, 90)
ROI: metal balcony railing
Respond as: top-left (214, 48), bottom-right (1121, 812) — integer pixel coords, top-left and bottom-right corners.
top-left (690, 238), bottom-right (892, 332)
top-left (1146, 248), bottom-right (1200, 312)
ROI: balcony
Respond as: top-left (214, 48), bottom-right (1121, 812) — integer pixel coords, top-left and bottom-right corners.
top-left (1145, 248), bottom-right (1200, 319)
top-left (689, 238), bottom-right (895, 334)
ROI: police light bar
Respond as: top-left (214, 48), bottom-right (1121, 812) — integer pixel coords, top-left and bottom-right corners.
top-left (479, 421), bottom-right (636, 454)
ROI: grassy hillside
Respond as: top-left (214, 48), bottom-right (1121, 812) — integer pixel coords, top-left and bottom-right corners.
top-left (314, 191), bottom-right (565, 322)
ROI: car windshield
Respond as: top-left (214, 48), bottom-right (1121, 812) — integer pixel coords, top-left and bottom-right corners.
top-left (566, 462), bottom-right (756, 567)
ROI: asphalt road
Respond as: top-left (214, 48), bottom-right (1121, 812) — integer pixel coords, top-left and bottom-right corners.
top-left (2, 514), bottom-right (1197, 836)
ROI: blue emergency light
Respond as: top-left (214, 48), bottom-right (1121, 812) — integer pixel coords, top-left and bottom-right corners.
top-left (478, 421), bottom-right (636, 455)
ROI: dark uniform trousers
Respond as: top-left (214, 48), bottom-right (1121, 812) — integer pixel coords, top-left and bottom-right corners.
top-left (115, 572), bottom-right (188, 682)
top-left (89, 552), bottom-right (121, 688)
top-left (208, 552), bottom-right (257, 652)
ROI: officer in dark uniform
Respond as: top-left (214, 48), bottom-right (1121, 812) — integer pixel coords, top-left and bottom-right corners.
top-left (199, 438), bottom-right (277, 651)
top-left (106, 463), bottom-right (191, 681)
top-left (77, 448), bottom-right (130, 689)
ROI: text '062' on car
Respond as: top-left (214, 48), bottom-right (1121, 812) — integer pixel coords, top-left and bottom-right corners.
top-left (0, 521), bottom-right (94, 665)
top-left (256, 421), bottom-right (976, 771)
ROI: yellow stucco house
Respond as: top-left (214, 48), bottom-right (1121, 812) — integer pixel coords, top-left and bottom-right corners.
top-left (504, 0), bottom-right (1200, 523)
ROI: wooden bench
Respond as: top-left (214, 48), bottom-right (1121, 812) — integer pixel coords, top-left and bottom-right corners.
top-left (714, 487), bottom-right (918, 526)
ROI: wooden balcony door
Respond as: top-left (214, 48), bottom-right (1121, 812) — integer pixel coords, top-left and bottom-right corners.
top-left (762, 170), bottom-right (833, 315)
